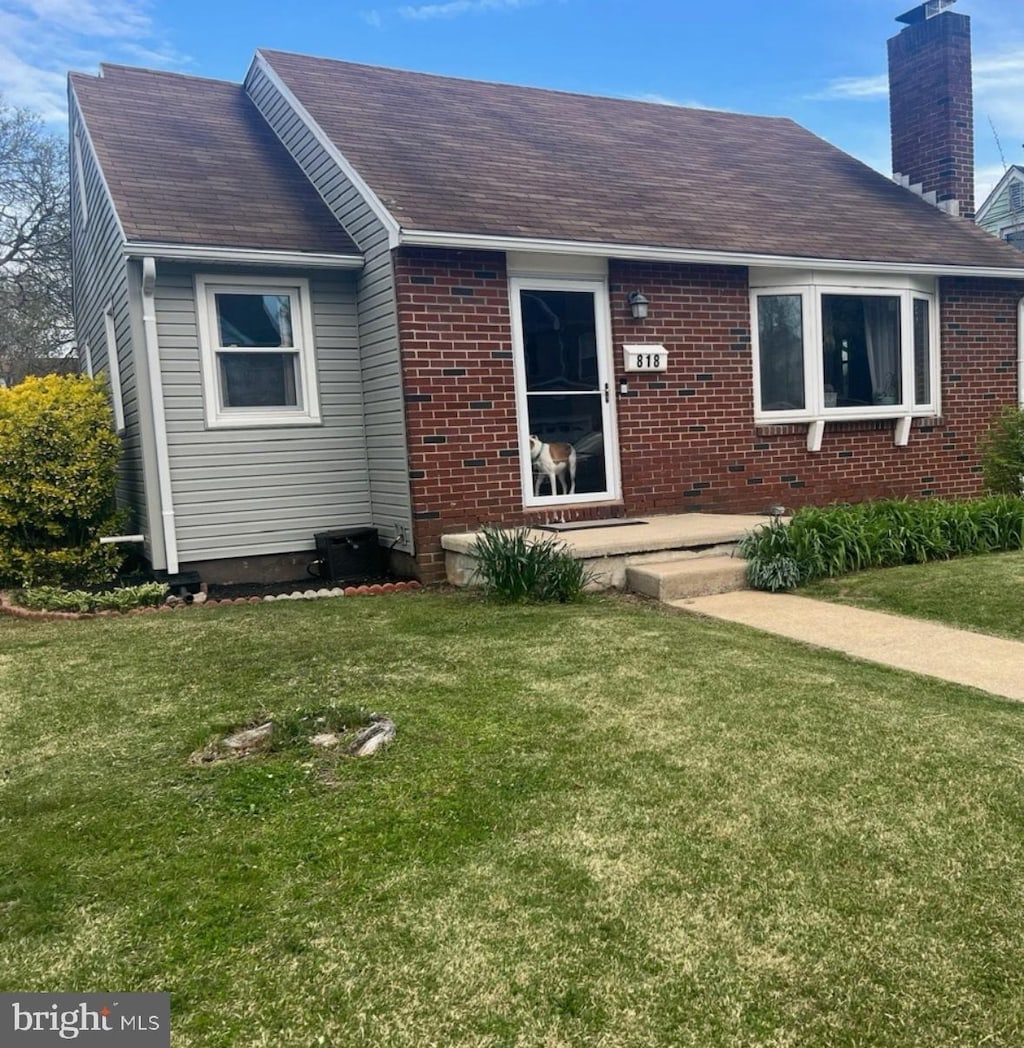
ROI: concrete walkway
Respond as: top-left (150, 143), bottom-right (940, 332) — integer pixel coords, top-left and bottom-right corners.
top-left (672, 591), bottom-right (1024, 702)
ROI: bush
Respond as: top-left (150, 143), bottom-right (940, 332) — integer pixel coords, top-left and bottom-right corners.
top-left (17, 581), bottom-right (167, 613)
top-left (739, 497), bottom-right (1024, 591)
top-left (981, 406), bottom-right (1024, 496)
top-left (0, 373), bottom-right (125, 587)
top-left (472, 526), bottom-right (596, 602)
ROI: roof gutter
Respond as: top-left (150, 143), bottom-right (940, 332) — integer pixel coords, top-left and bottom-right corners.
top-left (398, 228), bottom-right (1024, 281)
top-left (141, 257), bottom-right (178, 575)
top-left (124, 242), bottom-right (363, 269)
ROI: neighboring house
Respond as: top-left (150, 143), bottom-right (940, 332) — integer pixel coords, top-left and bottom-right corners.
top-left (68, 0), bottom-right (1024, 585)
top-left (977, 166), bottom-right (1024, 252)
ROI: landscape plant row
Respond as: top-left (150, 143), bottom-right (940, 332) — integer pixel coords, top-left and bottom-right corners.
top-left (739, 496), bottom-right (1024, 592)
top-left (16, 581), bottom-right (168, 613)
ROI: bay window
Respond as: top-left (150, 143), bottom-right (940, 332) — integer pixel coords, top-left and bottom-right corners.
top-left (751, 274), bottom-right (938, 423)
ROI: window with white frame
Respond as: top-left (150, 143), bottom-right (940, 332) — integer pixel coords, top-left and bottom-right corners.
top-left (195, 276), bottom-right (320, 428)
top-left (751, 274), bottom-right (938, 422)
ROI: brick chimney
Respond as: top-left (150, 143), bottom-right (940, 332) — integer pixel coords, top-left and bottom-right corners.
top-left (888, 0), bottom-right (974, 218)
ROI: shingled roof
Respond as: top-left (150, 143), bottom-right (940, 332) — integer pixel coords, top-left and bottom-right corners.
top-left (258, 50), bottom-right (1024, 272)
top-left (70, 65), bottom-right (358, 256)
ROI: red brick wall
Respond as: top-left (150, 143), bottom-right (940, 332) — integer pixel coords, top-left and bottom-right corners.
top-left (611, 264), bottom-right (1021, 513)
top-left (396, 248), bottom-right (1022, 582)
top-left (887, 11), bottom-right (974, 218)
top-left (396, 248), bottom-right (520, 582)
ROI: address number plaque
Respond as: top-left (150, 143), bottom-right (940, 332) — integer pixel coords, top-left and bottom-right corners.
top-left (623, 344), bottom-right (668, 373)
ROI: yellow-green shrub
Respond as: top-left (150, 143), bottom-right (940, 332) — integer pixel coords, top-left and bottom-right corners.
top-left (0, 373), bottom-right (125, 586)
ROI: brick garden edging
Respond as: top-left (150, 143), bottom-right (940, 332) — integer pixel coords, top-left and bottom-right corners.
top-left (0, 581), bottom-right (422, 622)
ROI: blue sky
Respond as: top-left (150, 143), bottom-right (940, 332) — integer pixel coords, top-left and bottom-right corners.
top-left (2, 0), bottom-right (1023, 201)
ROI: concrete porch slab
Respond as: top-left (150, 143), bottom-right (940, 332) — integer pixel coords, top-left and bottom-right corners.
top-left (441, 513), bottom-right (773, 589)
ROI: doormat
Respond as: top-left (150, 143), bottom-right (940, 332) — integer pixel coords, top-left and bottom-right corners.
top-left (538, 518), bottom-right (648, 532)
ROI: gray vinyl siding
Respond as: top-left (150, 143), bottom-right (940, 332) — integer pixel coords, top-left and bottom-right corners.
top-left (978, 177), bottom-right (1024, 239)
top-left (245, 63), bottom-right (414, 553)
top-left (156, 266), bottom-right (371, 561)
top-left (69, 91), bottom-right (157, 562)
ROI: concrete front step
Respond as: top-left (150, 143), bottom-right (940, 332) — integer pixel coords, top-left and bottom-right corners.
top-left (441, 513), bottom-right (774, 591)
top-left (626, 554), bottom-right (749, 601)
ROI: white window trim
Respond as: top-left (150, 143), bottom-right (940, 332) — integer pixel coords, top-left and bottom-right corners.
top-left (750, 275), bottom-right (940, 427)
top-left (73, 133), bottom-right (89, 229)
top-left (195, 274), bottom-right (321, 429)
top-left (509, 274), bottom-right (621, 508)
top-left (102, 302), bottom-right (125, 435)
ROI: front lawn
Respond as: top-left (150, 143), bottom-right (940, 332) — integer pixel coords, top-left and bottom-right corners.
top-left (2, 592), bottom-right (1023, 1046)
top-left (799, 549), bottom-right (1024, 641)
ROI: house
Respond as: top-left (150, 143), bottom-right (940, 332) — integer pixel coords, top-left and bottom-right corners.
top-left (68, 0), bottom-right (1024, 586)
top-left (977, 166), bottom-right (1024, 251)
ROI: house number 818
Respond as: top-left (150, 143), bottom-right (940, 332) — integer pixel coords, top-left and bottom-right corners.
top-left (623, 344), bottom-right (668, 372)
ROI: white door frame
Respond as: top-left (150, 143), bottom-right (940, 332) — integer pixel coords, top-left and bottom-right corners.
top-left (508, 275), bottom-right (621, 508)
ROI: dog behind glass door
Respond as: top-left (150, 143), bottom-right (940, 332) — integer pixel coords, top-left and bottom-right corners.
top-left (529, 435), bottom-right (577, 496)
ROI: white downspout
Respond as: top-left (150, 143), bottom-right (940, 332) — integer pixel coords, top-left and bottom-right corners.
top-left (141, 257), bottom-right (179, 574)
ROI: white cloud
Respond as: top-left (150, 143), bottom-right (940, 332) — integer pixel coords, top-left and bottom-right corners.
top-left (0, 0), bottom-right (187, 125)
top-left (629, 92), bottom-right (713, 110)
top-left (398, 0), bottom-right (537, 20)
top-left (361, 9), bottom-right (383, 28)
top-left (976, 162), bottom-right (1008, 205)
top-left (975, 48), bottom-right (1024, 154)
top-left (8, 0), bottom-right (151, 37)
top-left (808, 74), bottom-right (888, 102)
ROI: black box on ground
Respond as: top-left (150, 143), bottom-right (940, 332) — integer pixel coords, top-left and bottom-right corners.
top-left (314, 527), bottom-right (385, 582)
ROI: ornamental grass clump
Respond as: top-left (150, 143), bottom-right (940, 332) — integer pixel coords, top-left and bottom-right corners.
top-left (0, 374), bottom-right (125, 587)
top-left (472, 525), bottom-right (596, 602)
top-left (740, 496), bottom-right (1024, 592)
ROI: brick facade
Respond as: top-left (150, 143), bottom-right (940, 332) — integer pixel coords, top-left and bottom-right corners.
top-left (888, 10), bottom-right (974, 218)
top-left (397, 248), bottom-right (1022, 582)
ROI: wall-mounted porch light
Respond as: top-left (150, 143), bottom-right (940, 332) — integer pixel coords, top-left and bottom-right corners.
top-left (628, 291), bottom-right (649, 320)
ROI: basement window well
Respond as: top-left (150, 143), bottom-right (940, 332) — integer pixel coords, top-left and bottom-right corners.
top-left (750, 272), bottom-right (938, 423)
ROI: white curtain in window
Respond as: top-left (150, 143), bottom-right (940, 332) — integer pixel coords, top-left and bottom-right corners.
top-left (863, 298), bottom-right (899, 399)
top-left (276, 296), bottom-right (293, 346)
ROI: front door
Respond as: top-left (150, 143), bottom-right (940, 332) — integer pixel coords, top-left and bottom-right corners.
top-left (510, 277), bottom-right (619, 507)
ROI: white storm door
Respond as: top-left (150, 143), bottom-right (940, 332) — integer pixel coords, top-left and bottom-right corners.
top-left (510, 277), bottom-right (619, 507)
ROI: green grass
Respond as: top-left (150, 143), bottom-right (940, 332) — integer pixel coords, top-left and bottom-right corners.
top-left (800, 549), bottom-right (1024, 641)
top-left (2, 591), bottom-right (1024, 1046)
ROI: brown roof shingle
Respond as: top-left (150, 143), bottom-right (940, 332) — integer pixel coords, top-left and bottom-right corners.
top-left (70, 65), bottom-right (358, 256)
top-left (261, 50), bottom-right (1024, 271)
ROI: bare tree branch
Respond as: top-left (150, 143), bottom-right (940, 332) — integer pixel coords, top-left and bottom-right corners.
top-left (0, 96), bottom-right (73, 386)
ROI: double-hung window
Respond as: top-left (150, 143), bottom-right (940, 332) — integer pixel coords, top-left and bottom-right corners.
top-left (751, 273), bottom-right (938, 423)
top-left (196, 275), bottom-right (320, 428)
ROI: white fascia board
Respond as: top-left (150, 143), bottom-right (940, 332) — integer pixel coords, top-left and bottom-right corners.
top-left (68, 83), bottom-right (128, 244)
top-left (249, 51), bottom-right (402, 250)
top-left (123, 242), bottom-right (363, 269)
top-left (399, 228), bottom-right (1024, 281)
